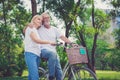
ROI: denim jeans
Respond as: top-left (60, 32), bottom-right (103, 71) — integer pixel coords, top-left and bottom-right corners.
top-left (41, 49), bottom-right (63, 80)
top-left (24, 52), bottom-right (40, 80)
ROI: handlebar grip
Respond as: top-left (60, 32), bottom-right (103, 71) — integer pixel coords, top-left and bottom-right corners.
top-left (56, 42), bottom-right (63, 46)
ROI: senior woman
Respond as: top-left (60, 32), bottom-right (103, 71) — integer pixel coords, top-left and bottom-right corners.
top-left (24, 15), bottom-right (55, 80)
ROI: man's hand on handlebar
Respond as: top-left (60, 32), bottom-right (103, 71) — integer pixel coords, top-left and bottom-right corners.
top-left (50, 42), bottom-right (79, 47)
top-left (50, 42), bottom-right (63, 46)
top-left (50, 42), bottom-right (56, 46)
top-left (69, 42), bottom-right (79, 47)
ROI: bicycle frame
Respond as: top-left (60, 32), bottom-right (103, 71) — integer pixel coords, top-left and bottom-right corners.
top-left (38, 43), bottom-right (97, 80)
top-left (62, 62), bottom-right (69, 78)
top-left (62, 62), bottom-right (77, 80)
top-left (39, 59), bottom-right (97, 80)
top-left (39, 61), bottom-right (77, 80)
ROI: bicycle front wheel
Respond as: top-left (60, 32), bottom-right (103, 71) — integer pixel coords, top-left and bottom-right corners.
top-left (70, 67), bottom-right (97, 80)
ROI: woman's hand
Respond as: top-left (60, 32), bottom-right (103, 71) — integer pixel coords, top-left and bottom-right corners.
top-left (23, 23), bottom-right (33, 34)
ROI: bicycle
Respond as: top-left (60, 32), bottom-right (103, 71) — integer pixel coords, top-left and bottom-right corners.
top-left (38, 43), bottom-right (98, 80)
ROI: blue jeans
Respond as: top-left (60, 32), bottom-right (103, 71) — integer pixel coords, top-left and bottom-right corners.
top-left (24, 52), bottom-right (40, 80)
top-left (41, 49), bottom-right (63, 80)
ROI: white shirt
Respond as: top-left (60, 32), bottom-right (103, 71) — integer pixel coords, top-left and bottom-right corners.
top-left (24, 27), bottom-right (41, 56)
top-left (38, 25), bottom-right (62, 52)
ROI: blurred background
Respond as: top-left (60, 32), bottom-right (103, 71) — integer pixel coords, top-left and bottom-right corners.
top-left (0, 0), bottom-right (120, 80)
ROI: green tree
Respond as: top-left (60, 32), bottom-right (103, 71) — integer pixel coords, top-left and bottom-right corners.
top-left (94, 39), bottom-right (110, 70)
top-left (44, 0), bottom-right (91, 64)
top-left (0, 0), bottom-right (31, 77)
top-left (43, 0), bottom-right (110, 73)
top-left (45, 0), bottom-right (89, 38)
top-left (107, 0), bottom-right (120, 70)
top-left (70, 5), bottom-right (110, 72)
top-left (110, 0), bottom-right (120, 48)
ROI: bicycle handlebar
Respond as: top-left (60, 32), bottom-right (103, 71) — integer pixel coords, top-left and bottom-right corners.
top-left (55, 42), bottom-right (63, 46)
top-left (55, 42), bottom-right (79, 48)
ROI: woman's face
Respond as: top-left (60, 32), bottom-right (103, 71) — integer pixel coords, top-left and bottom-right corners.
top-left (34, 17), bottom-right (42, 28)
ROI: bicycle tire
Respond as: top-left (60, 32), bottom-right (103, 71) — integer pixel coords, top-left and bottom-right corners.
top-left (38, 67), bottom-right (48, 80)
top-left (69, 66), bottom-right (98, 80)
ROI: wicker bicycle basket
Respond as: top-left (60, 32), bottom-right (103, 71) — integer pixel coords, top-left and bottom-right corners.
top-left (66, 46), bottom-right (88, 65)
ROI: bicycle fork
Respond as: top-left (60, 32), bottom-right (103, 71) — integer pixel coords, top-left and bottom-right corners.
top-left (71, 66), bottom-right (77, 80)
top-left (62, 62), bottom-right (77, 80)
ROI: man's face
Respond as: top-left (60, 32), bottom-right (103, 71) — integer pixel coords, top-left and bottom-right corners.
top-left (43, 17), bottom-right (50, 28)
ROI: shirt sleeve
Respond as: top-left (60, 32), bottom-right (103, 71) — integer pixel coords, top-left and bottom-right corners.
top-left (54, 27), bottom-right (62, 39)
top-left (27, 27), bottom-right (36, 34)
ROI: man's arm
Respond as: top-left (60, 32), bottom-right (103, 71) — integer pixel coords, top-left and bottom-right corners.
top-left (60, 35), bottom-right (72, 44)
top-left (30, 31), bottom-right (56, 45)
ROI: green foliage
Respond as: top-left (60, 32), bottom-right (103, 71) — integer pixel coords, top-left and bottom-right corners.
top-left (56, 46), bottom-right (67, 68)
top-left (71, 8), bottom-right (110, 43)
top-left (0, 76), bottom-right (28, 80)
top-left (113, 28), bottom-right (120, 49)
top-left (46, 0), bottom-right (74, 21)
top-left (94, 40), bottom-right (110, 70)
top-left (94, 9), bottom-right (110, 33)
top-left (109, 0), bottom-right (120, 17)
top-left (68, 1), bottom-right (111, 72)
top-left (111, 0), bottom-right (120, 8)
top-left (106, 49), bottom-right (120, 70)
top-left (108, 28), bottom-right (120, 70)
top-left (109, 0), bottom-right (120, 70)
top-left (0, 1), bottom-right (31, 77)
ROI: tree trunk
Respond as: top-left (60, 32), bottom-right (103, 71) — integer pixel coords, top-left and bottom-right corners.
top-left (91, 0), bottom-right (97, 73)
top-left (64, 0), bottom-right (81, 38)
top-left (31, 0), bottom-right (37, 17)
top-left (65, 21), bottom-right (73, 38)
top-left (63, 20), bottom-right (73, 51)
top-left (92, 0), bottom-right (95, 28)
top-left (78, 32), bottom-right (92, 71)
top-left (91, 33), bottom-right (98, 73)
top-left (42, 0), bottom-right (45, 12)
top-left (2, 0), bottom-right (7, 25)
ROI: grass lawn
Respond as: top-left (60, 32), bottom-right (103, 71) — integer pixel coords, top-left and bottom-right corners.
top-left (0, 70), bottom-right (120, 80)
top-left (96, 70), bottom-right (120, 80)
